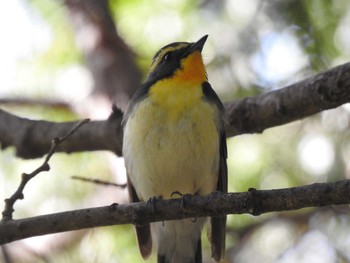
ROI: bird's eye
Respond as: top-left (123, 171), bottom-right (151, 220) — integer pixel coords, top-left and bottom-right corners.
top-left (163, 52), bottom-right (172, 62)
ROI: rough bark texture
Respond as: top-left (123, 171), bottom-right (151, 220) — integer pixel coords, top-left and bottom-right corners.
top-left (1, 62), bottom-right (350, 158)
top-left (1, 180), bottom-right (350, 244)
top-left (225, 62), bottom-right (350, 136)
top-left (0, 107), bottom-right (123, 158)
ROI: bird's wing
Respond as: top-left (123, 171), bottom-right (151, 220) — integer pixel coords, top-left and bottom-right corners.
top-left (122, 83), bottom-right (151, 127)
top-left (210, 128), bottom-right (227, 262)
top-left (123, 83), bottom-right (153, 259)
top-left (202, 81), bottom-right (228, 262)
top-left (127, 176), bottom-right (152, 259)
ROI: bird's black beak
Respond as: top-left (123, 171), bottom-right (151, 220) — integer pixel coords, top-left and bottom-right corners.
top-left (182, 35), bottom-right (208, 58)
top-left (190, 35), bottom-right (208, 53)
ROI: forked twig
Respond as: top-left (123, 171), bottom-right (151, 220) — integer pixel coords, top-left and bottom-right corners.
top-left (1, 119), bottom-right (90, 221)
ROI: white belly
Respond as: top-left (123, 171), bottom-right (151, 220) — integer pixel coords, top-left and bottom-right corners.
top-left (123, 98), bottom-right (220, 200)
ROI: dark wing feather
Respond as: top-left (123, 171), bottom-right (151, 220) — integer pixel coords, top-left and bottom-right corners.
top-left (210, 129), bottom-right (227, 261)
top-left (122, 83), bottom-right (151, 127)
top-left (194, 238), bottom-right (203, 263)
top-left (127, 176), bottom-right (152, 259)
top-left (202, 82), bottom-right (227, 262)
top-left (123, 83), bottom-right (153, 259)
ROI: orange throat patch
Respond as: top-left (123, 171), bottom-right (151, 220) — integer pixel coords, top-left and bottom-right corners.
top-left (173, 51), bottom-right (207, 85)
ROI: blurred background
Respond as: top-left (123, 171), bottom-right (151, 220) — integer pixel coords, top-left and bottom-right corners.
top-left (1, 0), bottom-right (350, 262)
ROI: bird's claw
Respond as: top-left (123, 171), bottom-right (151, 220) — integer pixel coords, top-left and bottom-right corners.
top-left (147, 196), bottom-right (162, 212)
top-left (171, 191), bottom-right (194, 208)
top-left (171, 191), bottom-right (183, 198)
top-left (181, 194), bottom-right (193, 209)
top-left (171, 192), bottom-right (197, 221)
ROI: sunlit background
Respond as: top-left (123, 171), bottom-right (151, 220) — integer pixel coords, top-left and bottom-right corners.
top-left (1, 0), bottom-right (350, 262)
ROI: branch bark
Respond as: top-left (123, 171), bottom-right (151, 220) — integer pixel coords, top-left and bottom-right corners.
top-left (0, 107), bottom-right (123, 158)
top-left (1, 62), bottom-right (350, 158)
top-left (1, 180), bottom-right (350, 245)
top-left (225, 61), bottom-right (350, 135)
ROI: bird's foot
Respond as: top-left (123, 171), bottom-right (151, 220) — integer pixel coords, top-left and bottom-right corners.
top-left (171, 191), bottom-right (193, 209)
top-left (171, 191), bottom-right (198, 222)
top-left (171, 191), bottom-right (183, 198)
top-left (146, 196), bottom-right (162, 212)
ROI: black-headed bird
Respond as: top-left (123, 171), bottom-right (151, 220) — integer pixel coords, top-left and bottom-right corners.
top-left (122, 35), bottom-right (227, 263)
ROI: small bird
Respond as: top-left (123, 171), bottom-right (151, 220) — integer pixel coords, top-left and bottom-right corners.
top-left (122, 35), bottom-right (227, 263)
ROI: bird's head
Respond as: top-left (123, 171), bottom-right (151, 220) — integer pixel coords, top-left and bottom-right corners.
top-left (147, 35), bottom-right (208, 86)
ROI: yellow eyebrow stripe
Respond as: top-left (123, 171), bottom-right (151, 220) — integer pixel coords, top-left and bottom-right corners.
top-left (149, 43), bottom-right (188, 73)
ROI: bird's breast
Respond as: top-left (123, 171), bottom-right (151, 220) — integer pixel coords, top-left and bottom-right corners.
top-left (123, 85), bottom-right (220, 200)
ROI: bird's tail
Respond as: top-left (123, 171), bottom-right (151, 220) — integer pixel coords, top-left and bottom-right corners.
top-left (155, 218), bottom-right (206, 263)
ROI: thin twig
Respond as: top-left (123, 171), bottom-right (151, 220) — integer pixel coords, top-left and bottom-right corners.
top-left (71, 175), bottom-right (127, 188)
top-left (1, 119), bottom-right (90, 221)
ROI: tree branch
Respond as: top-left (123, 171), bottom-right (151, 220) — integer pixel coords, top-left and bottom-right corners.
top-left (71, 175), bottom-right (127, 188)
top-left (1, 179), bottom-right (350, 244)
top-left (1, 62), bottom-right (350, 158)
top-left (225, 62), bottom-right (350, 136)
top-left (0, 106), bottom-right (123, 159)
top-left (1, 119), bottom-right (89, 221)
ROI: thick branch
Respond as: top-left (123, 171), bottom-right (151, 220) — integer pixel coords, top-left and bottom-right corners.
top-left (0, 107), bottom-right (123, 158)
top-left (225, 62), bottom-right (350, 135)
top-left (1, 180), bottom-right (350, 244)
top-left (1, 62), bottom-right (350, 158)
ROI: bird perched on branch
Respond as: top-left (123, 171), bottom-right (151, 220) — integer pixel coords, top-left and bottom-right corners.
top-left (122, 35), bottom-right (227, 263)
